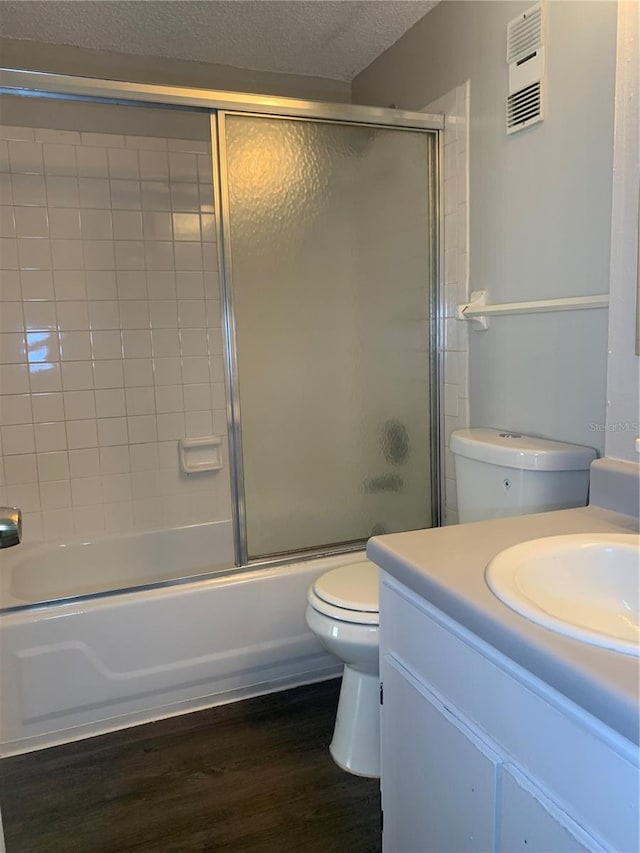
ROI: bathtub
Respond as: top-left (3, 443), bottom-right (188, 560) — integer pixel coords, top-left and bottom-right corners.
top-left (0, 522), bottom-right (348, 757)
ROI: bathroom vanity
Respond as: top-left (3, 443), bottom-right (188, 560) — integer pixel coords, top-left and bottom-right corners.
top-left (368, 506), bottom-right (639, 853)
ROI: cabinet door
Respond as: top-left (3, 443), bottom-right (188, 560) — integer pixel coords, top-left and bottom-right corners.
top-left (499, 766), bottom-right (600, 853)
top-left (381, 656), bottom-right (500, 853)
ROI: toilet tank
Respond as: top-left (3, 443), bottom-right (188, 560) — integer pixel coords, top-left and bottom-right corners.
top-left (450, 428), bottom-right (597, 523)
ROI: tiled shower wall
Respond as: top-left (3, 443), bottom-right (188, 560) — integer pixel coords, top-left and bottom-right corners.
top-left (0, 119), bottom-right (232, 543)
top-left (425, 82), bottom-right (470, 525)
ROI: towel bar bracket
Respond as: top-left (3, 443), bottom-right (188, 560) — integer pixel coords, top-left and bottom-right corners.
top-left (457, 290), bottom-right (490, 330)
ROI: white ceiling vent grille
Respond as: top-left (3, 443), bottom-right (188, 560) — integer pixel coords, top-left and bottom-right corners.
top-left (506, 3), bottom-right (545, 135)
top-left (507, 4), bottom-right (543, 63)
top-left (507, 81), bottom-right (543, 130)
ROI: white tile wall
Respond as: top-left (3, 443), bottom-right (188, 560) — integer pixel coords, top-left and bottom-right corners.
top-left (0, 123), bottom-right (232, 542)
top-left (425, 82), bottom-right (470, 525)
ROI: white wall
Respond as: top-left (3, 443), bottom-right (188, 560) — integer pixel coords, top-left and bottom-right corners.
top-left (353, 1), bottom-right (617, 455)
top-left (0, 37), bottom-right (351, 104)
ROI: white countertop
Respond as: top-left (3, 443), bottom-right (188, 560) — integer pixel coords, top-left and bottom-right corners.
top-left (367, 506), bottom-right (640, 745)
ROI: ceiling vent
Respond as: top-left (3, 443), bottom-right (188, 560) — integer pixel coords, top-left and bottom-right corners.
top-left (506, 3), bottom-right (545, 134)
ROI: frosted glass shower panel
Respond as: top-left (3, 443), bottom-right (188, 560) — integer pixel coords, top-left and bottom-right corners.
top-left (222, 114), bottom-right (435, 558)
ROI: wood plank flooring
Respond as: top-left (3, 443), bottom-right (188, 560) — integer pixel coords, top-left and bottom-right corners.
top-left (0, 679), bottom-right (381, 853)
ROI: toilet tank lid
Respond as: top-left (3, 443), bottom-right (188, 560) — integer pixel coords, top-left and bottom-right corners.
top-left (313, 560), bottom-right (379, 612)
top-left (450, 428), bottom-right (597, 471)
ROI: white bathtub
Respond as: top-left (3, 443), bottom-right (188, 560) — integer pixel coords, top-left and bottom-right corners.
top-left (0, 521), bottom-right (236, 610)
top-left (0, 522), bottom-right (348, 756)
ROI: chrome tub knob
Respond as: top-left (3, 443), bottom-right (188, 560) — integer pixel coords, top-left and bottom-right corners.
top-left (0, 506), bottom-right (22, 548)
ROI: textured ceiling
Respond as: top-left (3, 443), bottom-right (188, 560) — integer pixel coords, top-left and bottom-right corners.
top-left (0, 1), bottom-right (438, 82)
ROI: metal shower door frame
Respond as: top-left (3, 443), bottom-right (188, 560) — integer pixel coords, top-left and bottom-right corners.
top-left (0, 68), bottom-right (443, 570)
top-left (214, 110), bottom-right (442, 567)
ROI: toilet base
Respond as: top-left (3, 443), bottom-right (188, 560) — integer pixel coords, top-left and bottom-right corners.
top-left (329, 664), bottom-right (380, 778)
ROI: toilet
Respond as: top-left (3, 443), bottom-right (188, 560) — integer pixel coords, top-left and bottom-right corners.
top-left (305, 560), bottom-right (380, 778)
top-left (306, 427), bottom-right (597, 778)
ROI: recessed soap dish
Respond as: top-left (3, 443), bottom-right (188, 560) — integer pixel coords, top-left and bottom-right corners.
top-left (178, 436), bottom-right (223, 474)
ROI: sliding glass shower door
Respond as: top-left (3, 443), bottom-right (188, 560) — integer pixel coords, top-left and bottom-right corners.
top-left (218, 113), bottom-right (438, 560)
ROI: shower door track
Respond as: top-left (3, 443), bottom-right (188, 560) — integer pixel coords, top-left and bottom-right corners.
top-left (0, 69), bottom-right (443, 131)
top-left (0, 67), bottom-right (444, 571)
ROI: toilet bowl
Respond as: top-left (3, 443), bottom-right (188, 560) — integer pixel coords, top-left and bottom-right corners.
top-left (305, 560), bottom-right (380, 778)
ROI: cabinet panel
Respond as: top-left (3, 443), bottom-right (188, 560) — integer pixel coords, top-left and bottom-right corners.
top-left (500, 766), bottom-right (600, 853)
top-left (381, 656), bottom-right (499, 853)
top-left (380, 574), bottom-right (639, 851)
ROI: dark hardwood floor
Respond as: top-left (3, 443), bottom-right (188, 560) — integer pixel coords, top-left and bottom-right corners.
top-left (0, 679), bottom-right (381, 853)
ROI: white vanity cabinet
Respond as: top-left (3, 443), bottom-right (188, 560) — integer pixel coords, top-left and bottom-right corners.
top-left (379, 572), bottom-right (639, 853)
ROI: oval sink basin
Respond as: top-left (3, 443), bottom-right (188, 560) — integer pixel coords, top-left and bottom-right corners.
top-left (486, 533), bottom-right (640, 656)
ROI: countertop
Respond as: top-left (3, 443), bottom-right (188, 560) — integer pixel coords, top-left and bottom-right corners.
top-left (367, 506), bottom-right (640, 745)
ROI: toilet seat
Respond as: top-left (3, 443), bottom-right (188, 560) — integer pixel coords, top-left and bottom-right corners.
top-left (308, 560), bottom-right (379, 626)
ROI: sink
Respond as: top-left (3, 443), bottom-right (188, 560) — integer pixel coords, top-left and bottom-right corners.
top-left (485, 533), bottom-right (640, 656)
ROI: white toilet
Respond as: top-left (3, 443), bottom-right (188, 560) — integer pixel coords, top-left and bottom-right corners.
top-left (305, 560), bottom-right (380, 778)
top-left (306, 427), bottom-right (596, 778)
